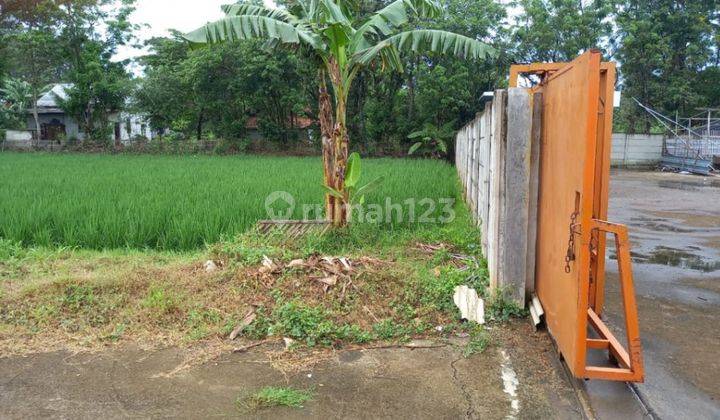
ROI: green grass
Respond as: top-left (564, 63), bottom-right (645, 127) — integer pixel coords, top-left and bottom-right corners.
top-left (240, 386), bottom-right (314, 410)
top-left (0, 153), bottom-right (459, 250)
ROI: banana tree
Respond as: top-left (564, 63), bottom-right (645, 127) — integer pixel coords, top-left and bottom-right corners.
top-left (1, 79), bottom-right (34, 132)
top-left (185, 0), bottom-right (495, 226)
top-left (1, 78), bottom-right (53, 145)
top-left (407, 121), bottom-right (455, 158)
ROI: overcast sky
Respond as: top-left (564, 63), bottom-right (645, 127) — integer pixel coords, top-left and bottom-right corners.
top-left (114, 0), bottom-right (276, 65)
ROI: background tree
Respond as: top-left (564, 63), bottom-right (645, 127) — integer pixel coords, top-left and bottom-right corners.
top-left (136, 34), bottom-right (313, 146)
top-left (348, 0), bottom-right (508, 157)
top-left (4, 0), bottom-right (715, 150)
top-left (0, 1), bottom-right (61, 141)
top-left (512, 0), bottom-right (612, 62)
top-left (613, 0), bottom-right (718, 132)
top-left (56, 43), bottom-right (133, 143)
top-left (185, 0), bottom-right (495, 225)
top-left (6, 30), bottom-right (61, 142)
top-left (135, 36), bottom-right (195, 138)
top-left (52, 0), bottom-right (137, 143)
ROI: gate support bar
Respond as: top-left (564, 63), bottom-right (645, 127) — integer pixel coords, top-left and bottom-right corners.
top-left (582, 219), bottom-right (644, 382)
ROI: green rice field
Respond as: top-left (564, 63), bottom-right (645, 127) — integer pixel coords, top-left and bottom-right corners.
top-left (0, 153), bottom-right (459, 250)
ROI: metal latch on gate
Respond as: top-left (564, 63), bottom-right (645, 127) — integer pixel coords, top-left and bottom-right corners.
top-left (564, 193), bottom-right (582, 273)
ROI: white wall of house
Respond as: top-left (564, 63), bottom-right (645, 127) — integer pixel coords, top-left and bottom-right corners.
top-left (114, 113), bottom-right (153, 142)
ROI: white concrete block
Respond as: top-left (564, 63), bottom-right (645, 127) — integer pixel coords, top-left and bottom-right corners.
top-left (204, 260), bottom-right (218, 273)
top-left (453, 285), bottom-right (485, 324)
top-left (5, 130), bottom-right (32, 141)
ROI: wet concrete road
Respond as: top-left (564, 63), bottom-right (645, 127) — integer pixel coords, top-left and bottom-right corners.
top-left (0, 323), bottom-right (582, 419)
top-left (602, 170), bottom-right (720, 419)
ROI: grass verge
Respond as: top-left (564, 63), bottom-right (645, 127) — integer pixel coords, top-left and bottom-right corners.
top-left (0, 200), bottom-right (524, 357)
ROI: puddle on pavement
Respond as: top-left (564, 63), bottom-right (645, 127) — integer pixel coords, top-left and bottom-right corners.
top-left (611, 246), bottom-right (720, 272)
top-left (657, 178), bottom-right (720, 191)
top-left (647, 211), bottom-right (720, 229)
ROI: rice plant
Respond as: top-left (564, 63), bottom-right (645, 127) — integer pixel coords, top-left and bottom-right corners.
top-left (0, 153), bottom-right (459, 250)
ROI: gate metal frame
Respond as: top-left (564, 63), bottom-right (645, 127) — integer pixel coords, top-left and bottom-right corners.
top-left (510, 51), bottom-right (644, 382)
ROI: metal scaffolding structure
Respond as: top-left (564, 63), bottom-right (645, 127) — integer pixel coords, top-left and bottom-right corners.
top-left (679, 107), bottom-right (720, 139)
top-left (634, 99), bottom-right (717, 175)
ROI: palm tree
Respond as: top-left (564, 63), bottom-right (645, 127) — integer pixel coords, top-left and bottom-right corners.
top-left (185, 0), bottom-right (495, 226)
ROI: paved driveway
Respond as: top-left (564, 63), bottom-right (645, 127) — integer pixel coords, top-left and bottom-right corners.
top-left (602, 170), bottom-right (720, 419)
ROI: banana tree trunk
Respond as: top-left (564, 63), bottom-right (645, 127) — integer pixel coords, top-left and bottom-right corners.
top-left (318, 68), bottom-right (350, 227)
top-left (332, 100), bottom-right (349, 226)
top-left (318, 71), bottom-right (337, 223)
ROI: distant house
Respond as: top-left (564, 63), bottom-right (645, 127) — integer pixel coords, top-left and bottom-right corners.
top-left (26, 83), bottom-right (153, 144)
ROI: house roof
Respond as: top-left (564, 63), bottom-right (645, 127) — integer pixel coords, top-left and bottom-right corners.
top-left (245, 116), bottom-right (315, 130)
top-left (37, 83), bottom-right (71, 108)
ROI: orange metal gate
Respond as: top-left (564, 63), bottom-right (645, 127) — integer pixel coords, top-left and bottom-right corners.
top-left (510, 51), bottom-right (644, 382)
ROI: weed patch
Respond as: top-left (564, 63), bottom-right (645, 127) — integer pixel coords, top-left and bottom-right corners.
top-left (240, 386), bottom-right (314, 410)
top-left (61, 284), bottom-right (96, 311)
top-left (463, 325), bottom-right (491, 357)
top-left (186, 309), bottom-right (222, 341)
top-left (372, 319), bottom-right (421, 340)
top-left (0, 238), bottom-right (24, 260)
top-left (142, 286), bottom-right (182, 316)
top-left (104, 323), bottom-right (127, 342)
top-left (266, 300), bottom-right (370, 347)
top-left (486, 290), bottom-right (528, 322)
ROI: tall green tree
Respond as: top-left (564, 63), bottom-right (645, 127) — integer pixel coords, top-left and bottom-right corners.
top-left (352, 0), bottom-right (508, 157)
top-left (56, 42), bottom-right (133, 142)
top-left (136, 35), bottom-right (313, 144)
top-left (135, 36), bottom-right (197, 137)
top-left (185, 0), bottom-right (495, 225)
top-left (6, 30), bottom-right (60, 141)
top-left (613, 0), bottom-right (717, 132)
top-left (53, 0), bottom-right (137, 142)
top-left (0, 1), bottom-right (61, 138)
top-left (513, 0), bottom-right (612, 62)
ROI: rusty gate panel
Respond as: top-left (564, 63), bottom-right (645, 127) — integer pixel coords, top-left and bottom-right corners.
top-left (511, 51), bottom-right (644, 382)
top-left (535, 51), bottom-right (600, 377)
